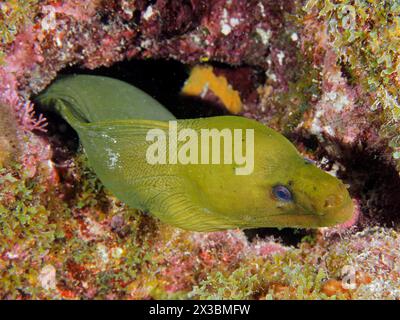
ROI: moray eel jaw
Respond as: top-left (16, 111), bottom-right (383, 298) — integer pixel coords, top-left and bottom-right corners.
top-left (276, 160), bottom-right (354, 228)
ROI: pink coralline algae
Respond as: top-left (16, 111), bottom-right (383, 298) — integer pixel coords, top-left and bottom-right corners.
top-left (1, 0), bottom-right (292, 97)
top-left (15, 101), bottom-right (47, 132)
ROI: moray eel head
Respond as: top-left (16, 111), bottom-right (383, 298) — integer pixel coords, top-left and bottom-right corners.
top-left (180, 117), bottom-right (354, 230)
top-left (259, 155), bottom-right (354, 228)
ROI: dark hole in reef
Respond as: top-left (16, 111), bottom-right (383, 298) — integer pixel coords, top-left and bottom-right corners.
top-left (33, 58), bottom-right (314, 247)
top-left (293, 134), bottom-right (400, 230)
top-left (62, 59), bottom-right (230, 118)
top-left (39, 110), bottom-right (80, 155)
top-left (333, 142), bottom-right (400, 229)
top-left (244, 228), bottom-right (311, 247)
top-left (34, 109), bottom-right (80, 201)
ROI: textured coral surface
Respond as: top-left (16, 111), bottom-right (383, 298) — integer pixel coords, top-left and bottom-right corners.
top-left (1, 0), bottom-right (400, 299)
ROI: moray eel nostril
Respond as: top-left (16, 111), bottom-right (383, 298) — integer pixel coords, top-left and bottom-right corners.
top-left (324, 194), bottom-right (342, 208)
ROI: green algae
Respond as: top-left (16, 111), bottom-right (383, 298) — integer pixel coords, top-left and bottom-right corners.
top-left (0, 155), bottom-right (158, 299)
top-left (189, 249), bottom-right (334, 300)
top-left (303, 0), bottom-right (400, 169)
top-left (0, 162), bottom-right (57, 298)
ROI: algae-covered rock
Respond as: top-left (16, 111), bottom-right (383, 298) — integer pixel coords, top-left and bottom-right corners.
top-left (0, 104), bottom-right (19, 167)
top-left (1, 0), bottom-right (400, 300)
top-left (302, 0), bottom-right (400, 170)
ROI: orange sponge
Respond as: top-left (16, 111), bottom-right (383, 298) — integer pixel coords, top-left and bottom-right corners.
top-left (181, 65), bottom-right (242, 114)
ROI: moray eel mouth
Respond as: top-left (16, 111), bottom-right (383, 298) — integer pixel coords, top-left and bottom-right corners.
top-left (265, 199), bottom-right (354, 229)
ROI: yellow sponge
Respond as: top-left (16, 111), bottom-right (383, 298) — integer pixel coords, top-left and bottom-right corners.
top-left (181, 65), bottom-right (242, 114)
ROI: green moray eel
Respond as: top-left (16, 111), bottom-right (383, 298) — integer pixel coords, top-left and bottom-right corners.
top-left (35, 75), bottom-right (354, 232)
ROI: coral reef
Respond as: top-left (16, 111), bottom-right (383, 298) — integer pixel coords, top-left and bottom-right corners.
top-left (1, 0), bottom-right (400, 299)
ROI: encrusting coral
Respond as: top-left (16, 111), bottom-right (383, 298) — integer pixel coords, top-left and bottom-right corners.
top-left (1, 0), bottom-right (400, 299)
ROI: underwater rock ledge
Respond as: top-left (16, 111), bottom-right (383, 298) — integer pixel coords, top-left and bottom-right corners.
top-left (0, 0), bottom-right (400, 299)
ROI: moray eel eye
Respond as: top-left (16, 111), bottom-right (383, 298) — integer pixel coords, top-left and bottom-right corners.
top-left (272, 185), bottom-right (293, 202)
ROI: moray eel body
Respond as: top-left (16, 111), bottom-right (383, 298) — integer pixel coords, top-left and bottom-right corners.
top-left (36, 75), bottom-right (353, 231)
